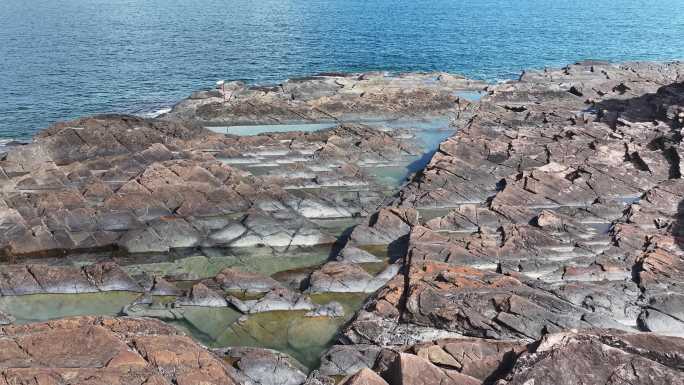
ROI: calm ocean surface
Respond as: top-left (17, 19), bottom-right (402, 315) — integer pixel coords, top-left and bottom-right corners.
top-left (1, 0), bottom-right (682, 140)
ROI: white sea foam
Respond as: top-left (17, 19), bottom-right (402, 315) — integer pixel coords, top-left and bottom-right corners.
top-left (138, 107), bottom-right (172, 119)
top-left (0, 138), bottom-right (30, 151)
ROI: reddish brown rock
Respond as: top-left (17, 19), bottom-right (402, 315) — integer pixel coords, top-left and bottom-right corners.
top-left (505, 331), bottom-right (684, 385)
top-left (380, 353), bottom-right (480, 385)
top-left (0, 316), bottom-right (238, 385)
top-left (341, 368), bottom-right (389, 385)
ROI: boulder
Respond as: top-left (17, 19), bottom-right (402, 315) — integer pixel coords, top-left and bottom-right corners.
top-left (380, 353), bottom-right (480, 385)
top-left (506, 331), bottom-right (684, 385)
top-left (341, 368), bottom-right (389, 385)
top-left (214, 347), bottom-right (307, 385)
top-left (209, 268), bottom-right (283, 293)
top-left (176, 283), bottom-right (228, 307)
top-left (308, 262), bottom-right (399, 293)
top-left (227, 287), bottom-right (314, 313)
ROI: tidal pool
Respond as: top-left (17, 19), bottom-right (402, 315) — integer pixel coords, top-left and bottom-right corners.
top-left (0, 244), bottom-right (381, 371)
top-left (210, 117), bottom-right (456, 192)
top-left (0, 291), bottom-right (141, 324)
top-left (365, 120), bottom-right (455, 187)
top-left (170, 292), bottom-right (368, 369)
top-left (208, 123), bottom-right (337, 136)
top-left (0, 285), bottom-right (370, 370)
top-left (453, 90), bottom-right (485, 101)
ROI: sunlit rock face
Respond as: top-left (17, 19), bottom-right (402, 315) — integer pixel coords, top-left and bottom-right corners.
top-left (323, 61), bottom-right (684, 384)
top-left (2, 63), bottom-right (684, 385)
top-left (0, 316), bottom-right (242, 385)
top-left (0, 117), bottom-right (471, 258)
top-left (163, 72), bottom-right (486, 125)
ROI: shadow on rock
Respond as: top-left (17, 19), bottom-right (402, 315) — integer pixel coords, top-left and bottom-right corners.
top-left (675, 199), bottom-right (684, 252)
top-left (594, 81), bottom-right (684, 127)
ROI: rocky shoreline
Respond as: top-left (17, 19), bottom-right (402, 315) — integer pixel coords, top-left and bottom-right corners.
top-left (1, 62), bottom-right (683, 384)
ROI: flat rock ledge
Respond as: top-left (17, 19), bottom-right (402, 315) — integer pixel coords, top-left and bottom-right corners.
top-left (0, 316), bottom-right (240, 385)
top-left (163, 72), bottom-right (486, 125)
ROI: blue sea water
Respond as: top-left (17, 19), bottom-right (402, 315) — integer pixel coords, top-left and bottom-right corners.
top-left (1, 0), bottom-right (682, 140)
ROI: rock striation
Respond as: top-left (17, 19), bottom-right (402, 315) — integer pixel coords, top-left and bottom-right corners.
top-left (163, 72), bottom-right (485, 125)
top-left (1, 62), bottom-right (684, 384)
top-left (326, 61), bottom-right (684, 383)
top-left (335, 330), bottom-right (684, 385)
top-left (0, 316), bottom-right (240, 385)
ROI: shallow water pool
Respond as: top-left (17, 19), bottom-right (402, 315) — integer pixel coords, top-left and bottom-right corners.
top-left (171, 292), bottom-right (368, 369)
top-left (453, 90), bottom-right (485, 101)
top-left (0, 291), bottom-right (141, 324)
top-left (208, 122), bottom-right (337, 136)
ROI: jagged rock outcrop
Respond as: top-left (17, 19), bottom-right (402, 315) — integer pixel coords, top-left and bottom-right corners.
top-left (337, 330), bottom-right (684, 385)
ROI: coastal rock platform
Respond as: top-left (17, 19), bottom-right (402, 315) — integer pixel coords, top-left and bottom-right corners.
top-left (1, 63), bottom-right (684, 384)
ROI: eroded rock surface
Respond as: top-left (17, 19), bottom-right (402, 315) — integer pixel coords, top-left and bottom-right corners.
top-left (164, 72), bottom-right (485, 125)
top-left (0, 262), bottom-right (141, 295)
top-left (335, 330), bottom-right (684, 385)
top-left (2, 62), bottom-right (684, 384)
top-left (0, 316), bottom-right (240, 385)
top-left (329, 61), bottom-right (684, 384)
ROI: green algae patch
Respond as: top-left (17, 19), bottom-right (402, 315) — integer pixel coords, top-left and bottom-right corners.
top-left (171, 292), bottom-right (367, 369)
top-left (173, 306), bottom-right (244, 341)
top-left (215, 311), bottom-right (338, 369)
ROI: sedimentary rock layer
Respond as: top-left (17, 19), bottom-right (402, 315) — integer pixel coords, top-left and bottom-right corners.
top-left (1, 62), bottom-right (684, 384)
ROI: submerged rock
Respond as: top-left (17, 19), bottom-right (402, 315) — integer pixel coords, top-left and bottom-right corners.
top-left (208, 267), bottom-right (283, 293)
top-left (148, 275), bottom-right (182, 296)
top-left (0, 309), bottom-right (14, 325)
top-left (306, 301), bottom-right (345, 318)
top-left (214, 347), bottom-right (308, 385)
top-left (228, 287), bottom-right (314, 313)
top-left (176, 283), bottom-right (229, 307)
top-left (122, 302), bottom-right (185, 320)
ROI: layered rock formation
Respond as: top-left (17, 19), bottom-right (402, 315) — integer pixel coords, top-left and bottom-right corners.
top-left (163, 72), bottom-right (485, 125)
top-left (1, 63), bottom-right (684, 384)
top-left (324, 61), bottom-right (684, 383)
top-left (0, 73), bottom-right (491, 277)
top-left (0, 316), bottom-right (240, 385)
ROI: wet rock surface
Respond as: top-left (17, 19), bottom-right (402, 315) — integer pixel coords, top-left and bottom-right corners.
top-left (214, 346), bottom-right (308, 385)
top-left (1, 63), bottom-right (684, 384)
top-left (0, 262), bottom-right (141, 295)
